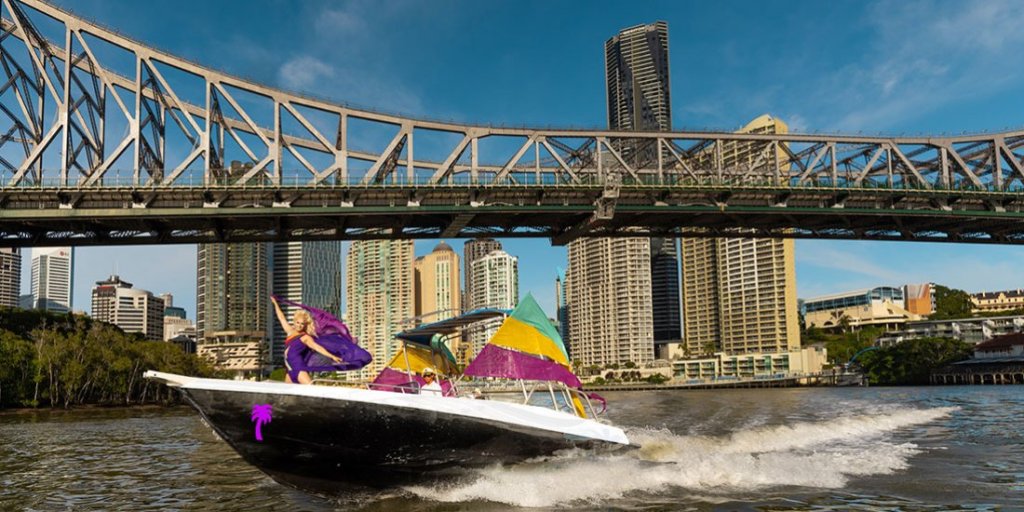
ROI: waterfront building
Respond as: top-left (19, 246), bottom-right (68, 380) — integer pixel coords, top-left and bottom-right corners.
top-left (904, 283), bottom-right (935, 316)
top-left (463, 239), bottom-right (501, 310)
top-left (196, 243), bottom-right (271, 374)
top-left (681, 115), bottom-right (799, 356)
top-left (971, 289), bottom-right (1024, 313)
top-left (346, 240), bottom-right (415, 378)
top-left (0, 248), bottom-right (20, 308)
top-left (803, 287), bottom-right (919, 331)
top-left (876, 314), bottom-right (1024, 346)
top-left (567, 237), bottom-right (655, 366)
top-left (466, 249), bottom-right (518, 359)
top-left (932, 333), bottom-right (1024, 385)
top-left (270, 241), bottom-right (342, 365)
top-left (91, 275), bottom-right (165, 341)
top-left (198, 331), bottom-right (264, 376)
top-left (30, 247), bottom-right (73, 313)
top-left (668, 346), bottom-right (828, 381)
top-left (415, 242), bottom-right (461, 323)
top-left (555, 268), bottom-right (570, 354)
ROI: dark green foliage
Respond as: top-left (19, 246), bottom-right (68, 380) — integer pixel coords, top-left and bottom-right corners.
top-left (0, 310), bottom-right (220, 409)
top-left (858, 337), bottom-right (972, 385)
top-left (645, 373), bottom-right (669, 384)
top-left (930, 285), bottom-right (974, 320)
top-left (268, 368), bottom-right (287, 382)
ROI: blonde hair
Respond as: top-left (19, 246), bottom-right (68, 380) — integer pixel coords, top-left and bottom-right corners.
top-left (293, 310), bottom-right (317, 337)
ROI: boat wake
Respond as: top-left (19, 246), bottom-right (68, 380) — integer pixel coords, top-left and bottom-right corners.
top-left (403, 406), bottom-right (956, 507)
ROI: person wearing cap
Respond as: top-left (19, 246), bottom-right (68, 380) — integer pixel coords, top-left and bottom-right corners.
top-left (420, 367), bottom-right (443, 395)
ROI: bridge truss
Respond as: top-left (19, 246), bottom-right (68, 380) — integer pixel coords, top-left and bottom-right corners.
top-left (2, 0), bottom-right (1024, 247)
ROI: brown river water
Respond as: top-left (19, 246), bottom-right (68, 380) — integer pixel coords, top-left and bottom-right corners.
top-left (1, 386), bottom-right (1021, 511)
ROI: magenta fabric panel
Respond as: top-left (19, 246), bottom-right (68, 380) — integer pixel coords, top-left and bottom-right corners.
top-left (464, 345), bottom-right (581, 388)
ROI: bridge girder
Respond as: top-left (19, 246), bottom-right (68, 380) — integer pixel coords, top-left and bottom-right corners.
top-left (1, 0), bottom-right (1024, 247)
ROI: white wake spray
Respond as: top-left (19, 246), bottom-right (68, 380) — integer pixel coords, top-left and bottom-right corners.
top-left (404, 406), bottom-right (956, 508)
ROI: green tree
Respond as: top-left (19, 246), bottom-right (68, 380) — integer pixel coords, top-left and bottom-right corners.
top-left (929, 285), bottom-right (974, 320)
top-left (858, 337), bottom-right (972, 385)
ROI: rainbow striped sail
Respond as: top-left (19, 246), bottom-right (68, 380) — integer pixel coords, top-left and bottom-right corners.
top-left (463, 293), bottom-right (581, 390)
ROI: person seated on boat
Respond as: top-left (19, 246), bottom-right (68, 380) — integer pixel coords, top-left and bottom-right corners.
top-left (272, 296), bottom-right (344, 384)
top-left (420, 367), bottom-right (443, 395)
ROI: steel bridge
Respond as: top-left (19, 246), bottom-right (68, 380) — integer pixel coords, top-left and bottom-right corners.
top-left (2, 0), bottom-right (1024, 247)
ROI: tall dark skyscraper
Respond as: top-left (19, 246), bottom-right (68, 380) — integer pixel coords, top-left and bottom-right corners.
top-left (650, 238), bottom-right (682, 341)
top-left (605, 21), bottom-right (671, 133)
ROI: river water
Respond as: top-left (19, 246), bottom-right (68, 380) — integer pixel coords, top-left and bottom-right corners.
top-left (0, 386), bottom-right (1020, 511)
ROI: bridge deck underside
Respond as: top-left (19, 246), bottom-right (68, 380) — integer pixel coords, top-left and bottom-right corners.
top-left (1, 186), bottom-right (1022, 247)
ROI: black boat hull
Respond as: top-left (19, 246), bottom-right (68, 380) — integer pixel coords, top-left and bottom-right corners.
top-left (182, 387), bottom-right (606, 491)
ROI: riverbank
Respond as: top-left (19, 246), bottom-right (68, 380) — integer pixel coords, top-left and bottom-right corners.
top-left (0, 403), bottom-right (187, 416)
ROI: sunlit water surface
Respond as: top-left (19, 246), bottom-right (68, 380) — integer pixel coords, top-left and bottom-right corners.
top-left (1, 386), bottom-right (1021, 511)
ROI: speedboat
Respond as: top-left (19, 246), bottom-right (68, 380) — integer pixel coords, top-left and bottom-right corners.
top-left (145, 370), bottom-right (629, 490)
top-left (145, 295), bottom-right (630, 491)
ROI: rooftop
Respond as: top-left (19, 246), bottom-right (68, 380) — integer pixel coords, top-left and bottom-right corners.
top-left (974, 333), bottom-right (1024, 352)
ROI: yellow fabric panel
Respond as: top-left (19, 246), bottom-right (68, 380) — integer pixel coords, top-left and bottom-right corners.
top-left (489, 317), bottom-right (570, 367)
top-left (385, 346), bottom-right (454, 376)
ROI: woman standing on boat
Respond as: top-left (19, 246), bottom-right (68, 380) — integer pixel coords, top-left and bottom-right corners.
top-left (272, 296), bottom-right (344, 384)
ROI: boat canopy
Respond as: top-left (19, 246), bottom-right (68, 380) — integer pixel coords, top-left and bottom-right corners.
top-left (395, 308), bottom-right (508, 346)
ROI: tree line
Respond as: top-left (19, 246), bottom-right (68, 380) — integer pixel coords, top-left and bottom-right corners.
top-left (0, 308), bottom-right (220, 409)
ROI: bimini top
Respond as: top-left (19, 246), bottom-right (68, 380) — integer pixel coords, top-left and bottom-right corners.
top-left (463, 293), bottom-right (578, 388)
top-left (396, 308), bottom-right (509, 346)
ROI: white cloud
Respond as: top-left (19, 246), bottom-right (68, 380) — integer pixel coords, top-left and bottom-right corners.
top-left (823, 0), bottom-right (1024, 131)
top-left (278, 55), bottom-right (337, 91)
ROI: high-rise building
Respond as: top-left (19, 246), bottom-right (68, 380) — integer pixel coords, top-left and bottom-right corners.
top-left (414, 242), bottom-right (460, 323)
top-left (270, 241), bottom-right (342, 365)
top-left (463, 239), bottom-right (501, 310)
top-left (196, 243), bottom-right (270, 375)
top-left (564, 22), bottom-right (672, 367)
top-left (555, 268), bottom-right (570, 354)
top-left (681, 115), bottom-right (800, 356)
top-left (605, 21), bottom-right (671, 134)
top-left (31, 247), bottom-right (73, 313)
top-left (91, 275), bottom-right (165, 341)
top-left (467, 249), bottom-right (518, 359)
top-left (651, 238), bottom-right (682, 341)
top-left (346, 240), bottom-right (415, 377)
top-left (164, 305), bottom-right (196, 343)
top-left (567, 238), bottom-right (655, 366)
top-left (0, 248), bottom-right (21, 308)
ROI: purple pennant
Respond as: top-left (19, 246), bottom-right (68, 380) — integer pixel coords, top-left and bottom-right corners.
top-left (251, 404), bottom-right (272, 442)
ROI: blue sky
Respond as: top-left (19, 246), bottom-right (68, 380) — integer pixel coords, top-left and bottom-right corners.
top-left (20, 0), bottom-right (1024, 318)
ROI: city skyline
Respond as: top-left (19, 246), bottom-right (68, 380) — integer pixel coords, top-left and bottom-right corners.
top-left (12, 0), bottom-right (1024, 323)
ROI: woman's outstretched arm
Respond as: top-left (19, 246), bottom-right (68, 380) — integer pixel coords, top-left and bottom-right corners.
top-left (271, 296), bottom-right (294, 337)
top-left (300, 335), bottom-right (343, 364)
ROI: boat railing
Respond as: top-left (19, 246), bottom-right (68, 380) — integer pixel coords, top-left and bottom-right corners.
top-left (482, 381), bottom-right (602, 419)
